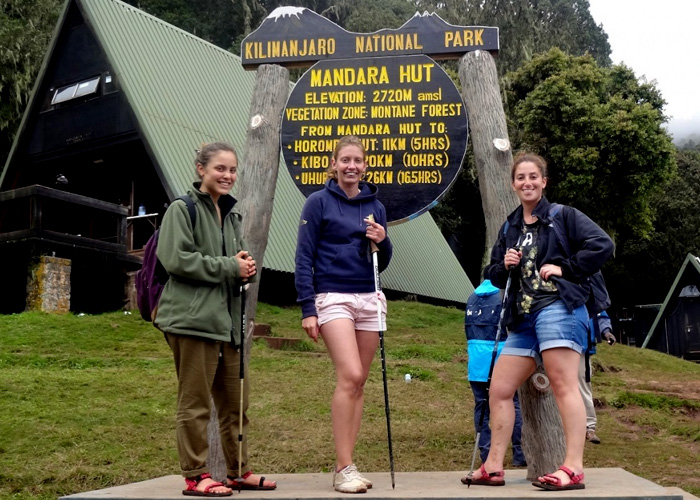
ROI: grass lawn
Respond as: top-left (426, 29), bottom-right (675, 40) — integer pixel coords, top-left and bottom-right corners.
top-left (0, 301), bottom-right (699, 499)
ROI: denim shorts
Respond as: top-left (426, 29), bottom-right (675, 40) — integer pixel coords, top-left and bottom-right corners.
top-left (501, 300), bottom-right (589, 359)
top-left (315, 292), bottom-right (387, 331)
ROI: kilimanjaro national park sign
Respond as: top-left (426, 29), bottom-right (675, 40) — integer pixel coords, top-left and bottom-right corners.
top-left (241, 7), bottom-right (499, 69)
top-left (241, 7), bottom-right (499, 223)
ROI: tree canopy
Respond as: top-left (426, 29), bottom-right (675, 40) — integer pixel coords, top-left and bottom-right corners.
top-left (504, 48), bottom-right (676, 241)
top-left (0, 0), bottom-right (61, 167)
top-left (610, 150), bottom-right (700, 305)
top-left (417, 0), bottom-right (611, 75)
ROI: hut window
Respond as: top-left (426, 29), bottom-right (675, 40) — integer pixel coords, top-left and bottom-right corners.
top-left (51, 75), bottom-right (101, 105)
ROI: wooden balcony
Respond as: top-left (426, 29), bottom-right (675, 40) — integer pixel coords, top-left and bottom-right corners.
top-left (0, 184), bottom-right (131, 257)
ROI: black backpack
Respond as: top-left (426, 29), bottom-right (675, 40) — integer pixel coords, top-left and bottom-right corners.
top-left (134, 195), bottom-right (196, 322)
top-left (547, 204), bottom-right (611, 383)
top-left (548, 203), bottom-right (611, 315)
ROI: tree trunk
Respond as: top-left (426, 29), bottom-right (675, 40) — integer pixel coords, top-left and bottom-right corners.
top-left (519, 368), bottom-right (566, 481)
top-left (207, 401), bottom-right (226, 480)
top-left (458, 50), bottom-right (519, 269)
top-left (238, 63), bottom-right (289, 340)
top-left (207, 63), bottom-right (289, 475)
top-left (459, 50), bottom-right (565, 478)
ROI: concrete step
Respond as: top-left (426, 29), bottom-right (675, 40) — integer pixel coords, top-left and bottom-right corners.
top-left (59, 468), bottom-right (689, 500)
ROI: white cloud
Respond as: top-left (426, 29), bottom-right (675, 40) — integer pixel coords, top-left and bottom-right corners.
top-left (588, 0), bottom-right (700, 142)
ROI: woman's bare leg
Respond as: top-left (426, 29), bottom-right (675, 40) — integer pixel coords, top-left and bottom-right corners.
top-left (322, 320), bottom-right (378, 470)
top-left (538, 347), bottom-right (586, 484)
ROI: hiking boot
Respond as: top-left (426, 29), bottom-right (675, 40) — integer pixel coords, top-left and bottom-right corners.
top-left (346, 464), bottom-right (372, 489)
top-left (586, 429), bottom-right (601, 444)
top-left (333, 465), bottom-right (367, 494)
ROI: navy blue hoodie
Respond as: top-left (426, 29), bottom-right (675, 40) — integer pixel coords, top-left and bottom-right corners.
top-left (295, 178), bottom-right (393, 319)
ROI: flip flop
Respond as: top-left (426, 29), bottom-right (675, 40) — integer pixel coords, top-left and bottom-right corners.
top-left (183, 473), bottom-right (232, 497)
top-left (532, 465), bottom-right (585, 490)
top-left (226, 471), bottom-right (277, 490)
top-left (460, 464), bottom-right (505, 486)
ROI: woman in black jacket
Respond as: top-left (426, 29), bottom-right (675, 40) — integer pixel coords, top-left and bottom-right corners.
top-left (462, 153), bottom-right (613, 491)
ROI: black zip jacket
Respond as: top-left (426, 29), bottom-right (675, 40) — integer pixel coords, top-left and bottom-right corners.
top-left (484, 197), bottom-right (614, 328)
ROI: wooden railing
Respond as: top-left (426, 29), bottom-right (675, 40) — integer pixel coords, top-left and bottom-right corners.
top-left (0, 184), bottom-right (128, 254)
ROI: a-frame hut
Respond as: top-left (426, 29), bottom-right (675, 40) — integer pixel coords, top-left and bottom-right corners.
top-left (0, 0), bottom-right (473, 314)
top-left (642, 253), bottom-right (700, 360)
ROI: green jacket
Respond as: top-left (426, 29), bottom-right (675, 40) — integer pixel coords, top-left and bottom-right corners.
top-left (154, 184), bottom-right (255, 345)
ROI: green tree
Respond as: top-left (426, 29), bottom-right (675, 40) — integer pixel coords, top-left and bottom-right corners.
top-left (344, 0), bottom-right (416, 32)
top-left (417, 0), bottom-right (611, 75)
top-left (0, 0), bottom-right (61, 166)
top-left (610, 150), bottom-right (700, 306)
top-left (678, 134), bottom-right (700, 152)
top-left (504, 48), bottom-right (676, 240)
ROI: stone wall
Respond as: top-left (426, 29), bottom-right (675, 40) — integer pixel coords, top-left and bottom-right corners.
top-left (26, 256), bottom-right (71, 313)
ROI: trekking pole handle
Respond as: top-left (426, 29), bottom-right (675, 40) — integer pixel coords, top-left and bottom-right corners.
top-left (365, 215), bottom-right (380, 253)
top-left (504, 246), bottom-right (522, 270)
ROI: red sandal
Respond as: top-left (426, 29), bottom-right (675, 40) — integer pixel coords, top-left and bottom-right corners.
top-left (183, 473), bottom-right (232, 497)
top-left (533, 465), bottom-right (585, 490)
top-left (460, 464), bottom-right (505, 486)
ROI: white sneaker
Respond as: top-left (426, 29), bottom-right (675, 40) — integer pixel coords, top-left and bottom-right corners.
top-left (346, 464), bottom-right (372, 489)
top-left (333, 465), bottom-right (367, 493)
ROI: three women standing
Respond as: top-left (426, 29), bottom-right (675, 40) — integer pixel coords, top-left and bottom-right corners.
top-left (155, 139), bottom-right (609, 495)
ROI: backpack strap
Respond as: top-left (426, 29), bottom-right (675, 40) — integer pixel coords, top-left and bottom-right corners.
top-left (176, 195), bottom-right (197, 230)
top-left (548, 203), bottom-right (571, 256)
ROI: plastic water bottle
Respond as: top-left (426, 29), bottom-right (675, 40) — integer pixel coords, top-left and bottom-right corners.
top-left (404, 373), bottom-right (412, 383)
top-left (138, 205), bottom-right (146, 216)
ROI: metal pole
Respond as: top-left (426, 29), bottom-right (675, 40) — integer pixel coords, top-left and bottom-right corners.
top-left (369, 230), bottom-right (395, 489)
top-left (235, 284), bottom-right (247, 492)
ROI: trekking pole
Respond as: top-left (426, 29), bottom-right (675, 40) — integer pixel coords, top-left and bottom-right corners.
top-left (235, 284), bottom-right (247, 493)
top-left (367, 215), bottom-right (395, 489)
top-left (464, 269), bottom-right (513, 488)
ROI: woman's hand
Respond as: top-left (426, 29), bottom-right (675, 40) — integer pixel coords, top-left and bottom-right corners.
top-left (504, 247), bottom-right (522, 270)
top-left (364, 218), bottom-right (386, 243)
top-left (236, 251), bottom-right (256, 280)
top-left (539, 263), bottom-right (562, 281)
top-left (302, 316), bottom-right (320, 342)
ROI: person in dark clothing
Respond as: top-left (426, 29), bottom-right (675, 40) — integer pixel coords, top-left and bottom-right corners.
top-left (156, 141), bottom-right (276, 496)
top-left (465, 279), bottom-right (526, 467)
top-left (295, 135), bottom-right (393, 494)
top-left (462, 152), bottom-right (614, 490)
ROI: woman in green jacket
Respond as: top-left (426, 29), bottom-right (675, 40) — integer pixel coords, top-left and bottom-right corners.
top-left (155, 141), bottom-right (276, 496)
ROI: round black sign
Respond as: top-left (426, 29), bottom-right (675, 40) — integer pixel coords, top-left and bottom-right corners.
top-left (281, 54), bottom-right (468, 224)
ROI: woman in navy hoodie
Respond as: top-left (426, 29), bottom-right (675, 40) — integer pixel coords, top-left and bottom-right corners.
top-left (295, 135), bottom-right (393, 494)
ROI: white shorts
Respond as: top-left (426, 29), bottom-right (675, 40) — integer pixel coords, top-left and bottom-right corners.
top-left (315, 292), bottom-right (387, 331)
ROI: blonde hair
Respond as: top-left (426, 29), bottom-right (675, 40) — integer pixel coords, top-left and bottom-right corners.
top-left (327, 135), bottom-right (366, 180)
